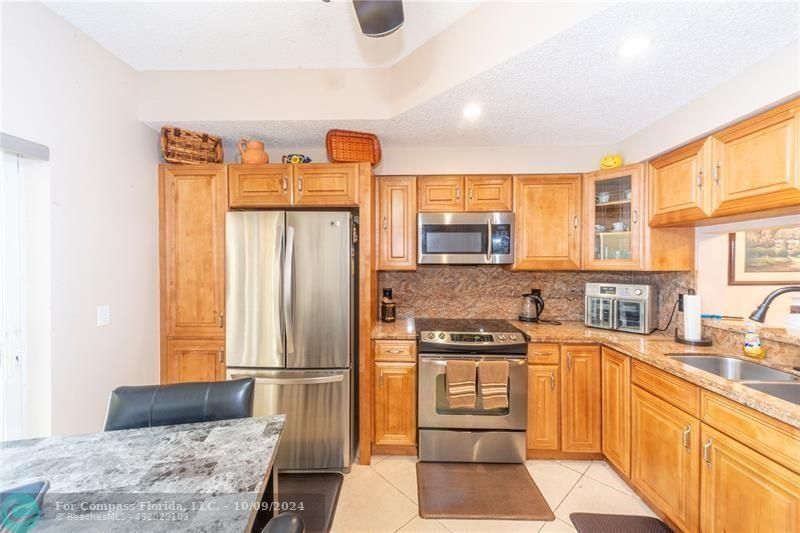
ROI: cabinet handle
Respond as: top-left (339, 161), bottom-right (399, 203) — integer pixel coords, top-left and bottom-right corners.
top-left (218, 313), bottom-right (224, 328)
top-left (573, 215), bottom-right (578, 228)
top-left (218, 348), bottom-right (224, 365)
top-left (549, 372), bottom-right (555, 391)
top-left (283, 175), bottom-right (288, 193)
top-left (696, 170), bottom-right (703, 190)
top-left (383, 216), bottom-right (388, 231)
top-left (713, 163), bottom-right (721, 185)
top-left (469, 185), bottom-right (474, 201)
top-left (531, 351), bottom-right (552, 357)
top-left (703, 438), bottom-right (713, 466)
top-left (567, 352), bottom-right (572, 370)
top-left (298, 175), bottom-right (303, 194)
top-left (379, 369), bottom-right (384, 388)
top-left (682, 426), bottom-right (691, 451)
top-left (632, 209), bottom-right (638, 224)
top-left (456, 186), bottom-right (461, 200)
top-left (387, 349), bottom-right (403, 354)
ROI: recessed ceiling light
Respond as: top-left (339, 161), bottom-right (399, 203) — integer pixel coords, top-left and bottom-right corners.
top-left (463, 104), bottom-right (482, 120)
top-left (617, 35), bottom-right (650, 58)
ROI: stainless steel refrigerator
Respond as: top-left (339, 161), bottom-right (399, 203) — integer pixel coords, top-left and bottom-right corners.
top-left (225, 211), bottom-right (358, 472)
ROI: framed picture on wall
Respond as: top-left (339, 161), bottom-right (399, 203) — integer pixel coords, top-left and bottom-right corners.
top-left (728, 225), bottom-right (800, 285)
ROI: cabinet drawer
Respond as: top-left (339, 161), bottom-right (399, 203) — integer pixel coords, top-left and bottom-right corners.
top-left (528, 343), bottom-right (560, 364)
top-left (374, 340), bottom-right (416, 362)
top-left (632, 361), bottom-right (699, 417)
top-left (701, 390), bottom-right (800, 475)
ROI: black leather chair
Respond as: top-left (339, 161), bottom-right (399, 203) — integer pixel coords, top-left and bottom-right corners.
top-left (103, 378), bottom-right (255, 431)
top-left (261, 513), bottom-right (305, 533)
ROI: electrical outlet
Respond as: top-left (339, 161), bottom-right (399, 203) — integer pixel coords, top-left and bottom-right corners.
top-left (678, 294), bottom-right (685, 313)
top-left (97, 305), bottom-right (111, 327)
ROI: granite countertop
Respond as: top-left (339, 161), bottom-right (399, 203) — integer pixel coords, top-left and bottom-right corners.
top-left (372, 318), bottom-right (800, 430)
top-left (0, 415), bottom-right (284, 532)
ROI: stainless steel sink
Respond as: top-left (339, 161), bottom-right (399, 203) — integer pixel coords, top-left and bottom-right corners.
top-left (745, 382), bottom-right (800, 406)
top-left (667, 355), bottom-right (798, 382)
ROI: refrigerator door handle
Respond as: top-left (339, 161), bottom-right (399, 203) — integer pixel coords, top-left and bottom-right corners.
top-left (230, 374), bottom-right (345, 385)
top-left (284, 225), bottom-right (296, 355)
top-left (276, 223), bottom-right (286, 347)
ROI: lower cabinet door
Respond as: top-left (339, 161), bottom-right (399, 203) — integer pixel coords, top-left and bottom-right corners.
top-left (374, 362), bottom-right (417, 447)
top-left (601, 348), bottom-right (631, 477)
top-left (631, 385), bottom-right (700, 532)
top-left (700, 424), bottom-right (800, 533)
top-left (561, 345), bottom-right (601, 452)
top-left (527, 365), bottom-right (560, 451)
top-left (164, 339), bottom-right (225, 384)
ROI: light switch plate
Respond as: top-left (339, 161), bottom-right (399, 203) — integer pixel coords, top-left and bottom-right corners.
top-left (97, 305), bottom-right (111, 326)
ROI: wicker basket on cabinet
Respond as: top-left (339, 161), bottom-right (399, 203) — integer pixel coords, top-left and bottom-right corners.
top-left (160, 127), bottom-right (223, 165)
top-left (325, 129), bottom-right (381, 165)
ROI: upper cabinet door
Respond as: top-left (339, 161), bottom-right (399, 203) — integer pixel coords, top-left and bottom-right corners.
top-left (710, 99), bottom-right (800, 217)
top-left (228, 164), bottom-right (293, 208)
top-left (649, 138), bottom-right (713, 226)
top-left (378, 176), bottom-right (417, 270)
top-left (465, 175), bottom-right (513, 212)
top-left (417, 175), bottom-right (465, 212)
top-left (512, 175), bottom-right (581, 270)
top-left (294, 163), bottom-right (359, 206)
top-left (160, 165), bottom-right (227, 338)
top-left (583, 164), bottom-right (645, 271)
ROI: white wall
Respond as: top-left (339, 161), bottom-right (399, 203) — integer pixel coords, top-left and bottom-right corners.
top-left (696, 215), bottom-right (800, 329)
top-left (1, 3), bottom-right (160, 435)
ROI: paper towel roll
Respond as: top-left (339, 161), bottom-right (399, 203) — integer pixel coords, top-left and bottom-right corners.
top-left (683, 294), bottom-right (702, 341)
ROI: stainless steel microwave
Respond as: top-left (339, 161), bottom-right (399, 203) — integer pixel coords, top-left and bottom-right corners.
top-left (418, 212), bottom-right (514, 265)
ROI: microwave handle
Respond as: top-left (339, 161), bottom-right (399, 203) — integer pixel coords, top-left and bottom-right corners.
top-left (486, 219), bottom-right (493, 262)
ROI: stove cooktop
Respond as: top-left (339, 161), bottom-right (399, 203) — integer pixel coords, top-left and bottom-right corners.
top-left (416, 318), bottom-right (528, 355)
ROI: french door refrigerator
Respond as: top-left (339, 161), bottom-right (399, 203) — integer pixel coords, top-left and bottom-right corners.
top-left (225, 211), bottom-right (357, 472)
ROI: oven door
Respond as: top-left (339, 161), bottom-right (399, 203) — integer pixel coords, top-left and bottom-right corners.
top-left (616, 299), bottom-right (647, 334)
top-left (418, 356), bottom-right (527, 430)
top-left (418, 212), bottom-right (513, 265)
top-left (586, 296), bottom-right (616, 330)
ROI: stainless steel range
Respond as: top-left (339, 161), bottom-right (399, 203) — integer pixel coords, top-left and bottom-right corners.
top-left (416, 319), bottom-right (528, 464)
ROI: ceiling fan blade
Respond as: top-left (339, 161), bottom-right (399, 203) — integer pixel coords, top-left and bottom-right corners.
top-left (353, 0), bottom-right (404, 38)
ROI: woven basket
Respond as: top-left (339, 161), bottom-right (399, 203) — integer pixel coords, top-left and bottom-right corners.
top-left (160, 126), bottom-right (223, 165)
top-left (325, 129), bottom-right (381, 165)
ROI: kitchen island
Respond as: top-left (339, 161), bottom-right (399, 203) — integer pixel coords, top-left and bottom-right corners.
top-left (0, 415), bottom-right (284, 532)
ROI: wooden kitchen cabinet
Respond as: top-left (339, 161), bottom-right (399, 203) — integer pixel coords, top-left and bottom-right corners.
top-left (513, 174), bottom-right (581, 270)
top-left (649, 138), bottom-right (713, 226)
top-left (709, 98), bottom-right (800, 217)
top-left (561, 345), bottom-right (601, 453)
top-left (228, 164), bottom-right (293, 208)
top-left (377, 176), bottom-right (417, 270)
top-left (465, 175), bottom-right (513, 212)
top-left (417, 175), bottom-right (465, 212)
top-left (293, 163), bottom-right (359, 206)
top-left (631, 385), bottom-right (700, 533)
top-left (601, 348), bottom-right (631, 477)
top-left (373, 361), bottom-right (417, 448)
top-left (527, 364), bottom-right (560, 451)
top-left (700, 424), bottom-right (800, 533)
top-left (164, 339), bottom-right (225, 384)
top-left (160, 164), bottom-right (227, 338)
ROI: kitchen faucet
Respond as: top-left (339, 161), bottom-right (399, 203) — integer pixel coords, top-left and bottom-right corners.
top-left (748, 286), bottom-right (800, 323)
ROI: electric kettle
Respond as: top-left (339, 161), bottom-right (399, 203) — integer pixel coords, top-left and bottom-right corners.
top-left (519, 289), bottom-right (545, 323)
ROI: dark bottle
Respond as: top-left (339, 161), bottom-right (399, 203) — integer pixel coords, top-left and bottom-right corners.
top-left (380, 288), bottom-right (396, 323)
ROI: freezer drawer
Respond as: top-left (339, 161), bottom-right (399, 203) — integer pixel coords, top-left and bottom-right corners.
top-left (227, 368), bottom-right (352, 472)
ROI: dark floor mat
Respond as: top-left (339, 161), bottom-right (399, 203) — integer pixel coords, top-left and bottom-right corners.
top-left (570, 512), bottom-right (673, 533)
top-left (277, 472), bottom-right (343, 533)
top-left (416, 462), bottom-right (555, 521)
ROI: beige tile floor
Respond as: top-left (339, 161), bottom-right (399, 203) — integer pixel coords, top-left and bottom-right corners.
top-left (331, 457), bottom-right (655, 533)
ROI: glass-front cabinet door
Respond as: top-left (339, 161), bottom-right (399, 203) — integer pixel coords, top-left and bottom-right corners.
top-left (584, 164), bottom-right (645, 270)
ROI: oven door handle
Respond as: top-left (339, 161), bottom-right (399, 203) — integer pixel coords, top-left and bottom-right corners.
top-left (420, 358), bottom-right (527, 367)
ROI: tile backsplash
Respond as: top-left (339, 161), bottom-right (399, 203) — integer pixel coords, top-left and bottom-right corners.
top-left (379, 266), bottom-right (695, 328)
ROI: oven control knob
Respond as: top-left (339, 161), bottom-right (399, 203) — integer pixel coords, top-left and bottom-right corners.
top-left (634, 289), bottom-right (642, 296)
top-left (498, 335), bottom-right (506, 340)
top-left (426, 332), bottom-right (435, 340)
top-left (509, 334), bottom-right (518, 340)
top-left (438, 332), bottom-right (446, 340)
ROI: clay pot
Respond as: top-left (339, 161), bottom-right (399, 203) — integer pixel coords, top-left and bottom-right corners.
top-left (239, 139), bottom-right (269, 164)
